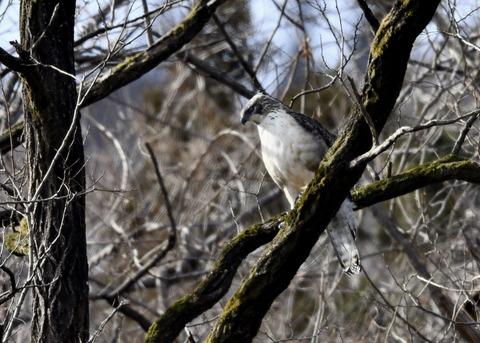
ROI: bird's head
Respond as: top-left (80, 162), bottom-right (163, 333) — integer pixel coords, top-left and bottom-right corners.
top-left (240, 93), bottom-right (276, 125)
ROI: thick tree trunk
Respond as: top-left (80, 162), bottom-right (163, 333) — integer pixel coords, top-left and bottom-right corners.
top-left (20, 1), bottom-right (89, 342)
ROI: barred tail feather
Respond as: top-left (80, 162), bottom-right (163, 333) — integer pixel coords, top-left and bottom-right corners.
top-left (327, 199), bottom-right (361, 275)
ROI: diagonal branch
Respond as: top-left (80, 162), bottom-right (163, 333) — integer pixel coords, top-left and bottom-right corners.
top-left (0, 46), bottom-right (24, 72)
top-left (211, 13), bottom-right (264, 92)
top-left (356, 0), bottom-right (380, 33)
top-left (144, 216), bottom-right (282, 343)
top-left (205, 1), bottom-right (442, 342)
top-left (178, 51), bottom-right (256, 99)
top-left (0, 0), bottom-right (231, 155)
top-left (80, 0), bottom-right (229, 107)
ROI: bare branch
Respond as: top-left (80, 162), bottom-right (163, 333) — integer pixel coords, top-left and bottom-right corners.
top-left (452, 111), bottom-right (480, 155)
top-left (179, 51), bottom-right (256, 99)
top-left (350, 109), bottom-right (480, 168)
top-left (80, 0), bottom-right (229, 107)
top-left (212, 13), bottom-right (264, 92)
top-left (0, 47), bottom-right (24, 73)
top-left (145, 142), bottom-right (176, 238)
top-left (356, 0), bottom-right (380, 33)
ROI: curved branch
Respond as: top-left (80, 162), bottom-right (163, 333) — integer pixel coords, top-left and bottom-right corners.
top-left (144, 216), bottom-right (282, 343)
top-left (352, 154), bottom-right (480, 209)
top-left (80, 0), bottom-right (229, 107)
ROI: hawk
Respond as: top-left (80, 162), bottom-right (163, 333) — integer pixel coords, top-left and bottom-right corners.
top-left (240, 93), bottom-right (360, 275)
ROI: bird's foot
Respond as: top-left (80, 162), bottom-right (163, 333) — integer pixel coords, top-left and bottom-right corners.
top-left (344, 263), bottom-right (361, 276)
top-left (294, 192), bottom-right (304, 205)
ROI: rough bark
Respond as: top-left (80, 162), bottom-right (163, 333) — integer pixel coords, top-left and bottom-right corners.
top-left (205, 1), bottom-right (441, 342)
top-left (19, 1), bottom-right (89, 342)
top-left (144, 217), bottom-right (282, 343)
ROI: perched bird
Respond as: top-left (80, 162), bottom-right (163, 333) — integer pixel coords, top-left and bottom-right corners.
top-left (240, 93), bottom-right (360, 275)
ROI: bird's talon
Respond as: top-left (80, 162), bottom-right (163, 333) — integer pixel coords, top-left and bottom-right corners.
top-left (294, 192), bottom-right (303, 204)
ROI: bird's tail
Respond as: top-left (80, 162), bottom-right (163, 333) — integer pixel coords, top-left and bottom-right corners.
top-left (326, 198), bottom-right (361, 276)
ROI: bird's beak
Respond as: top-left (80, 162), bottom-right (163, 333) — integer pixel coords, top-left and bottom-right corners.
top-left (241, 111), bottom-right (252, 125)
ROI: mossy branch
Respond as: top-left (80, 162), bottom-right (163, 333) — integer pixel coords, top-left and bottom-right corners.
top-left (80, 0), bottom-right (229, 107)
top-left (0, 0), bottom-right (230, 154)
top-left (144, 216), bottom-right (283, 343)
top-left (144, 152), bottom-right (480, 342)
top-left (352, 154), bottom-right (480, 209)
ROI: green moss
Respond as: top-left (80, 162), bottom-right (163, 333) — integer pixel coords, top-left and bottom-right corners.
top-left (4, 217), bottom-right (29, 256)
top-left (114, 53), bottom-right (141, 72)
top-left (352, 154), bottom-right (480, 209)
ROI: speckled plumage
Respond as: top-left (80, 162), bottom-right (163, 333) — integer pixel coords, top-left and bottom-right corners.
top-left (241, 93), bottom-right (360, 275)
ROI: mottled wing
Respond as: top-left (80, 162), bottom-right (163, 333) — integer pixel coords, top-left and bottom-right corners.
top-left (287, 110), bottom-right (337, 148)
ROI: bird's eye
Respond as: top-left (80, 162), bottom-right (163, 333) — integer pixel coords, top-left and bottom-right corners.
top-left (246, 105), bottom-right (254, 114)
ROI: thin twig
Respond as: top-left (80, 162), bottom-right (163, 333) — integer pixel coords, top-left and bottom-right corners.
top-left (98, 143), bottom-right (177, 301)
top-left (452, 111), bottom-right (479, 154)
top-left (212, 13), bottom-right (264, 93)
top-left (88, 301), bottom-right (126, 343)
top-left (363, 267), bottom-right (435, 343)
top-left (253, 0), bottom-right (288, 74)
top-left (141, 0), bottom-right (154, 46)
top-left (145, 142), bottom-right (176, 234)
top-left (350, 109), bottom-right (480, 168)
top-left (289, 75), bottom-right (337, 107)
top-left (31, 4), bottom-right (61, 52)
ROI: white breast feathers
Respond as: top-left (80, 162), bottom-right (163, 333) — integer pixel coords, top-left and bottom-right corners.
top-left (256, 110), bottom-right (327, 206)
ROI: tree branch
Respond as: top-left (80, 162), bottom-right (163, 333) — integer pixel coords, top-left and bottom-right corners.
top-left (352, 154), bottom-right (480, 209)
top-left (356, 0), bottom-right (380, 33)
top-left (178, 51), bottom-right (256, 99)
top-left (144, 216), bottom-right (282, 343)
top-left (205, 1), bottom-right (442, 342)
top-left (0, 46), bottom-right (24, 72)
top-left (80, 0), bottom-right (229, 107)
top-left (211, 13), bottom-right (264, 92)
top-left (370, 206), bottom-right (480, 342)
